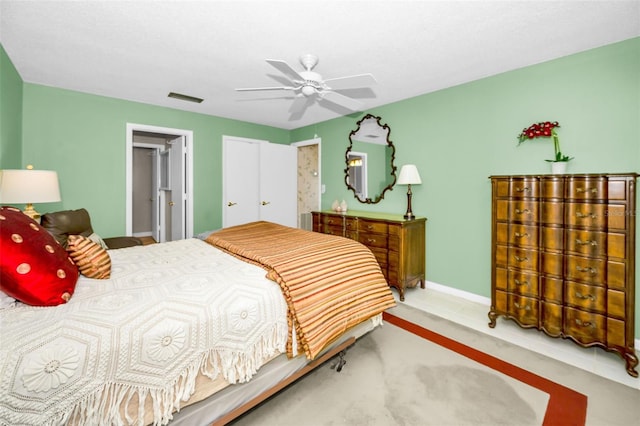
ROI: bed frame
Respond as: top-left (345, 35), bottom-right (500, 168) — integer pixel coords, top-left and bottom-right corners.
top-left (170, 315), bottom-right (378, 425)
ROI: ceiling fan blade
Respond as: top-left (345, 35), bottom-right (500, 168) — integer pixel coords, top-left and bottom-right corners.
top-left (288, 95), bottom-right (314, 120)
top-left (266, 59), bottom-right (304, 82)
top-left (320, 91), bottom-right (364, 111)
top-left (324, 73), bottom-right (377, 90)
top-left (235, 86), bottom-right (297, 92)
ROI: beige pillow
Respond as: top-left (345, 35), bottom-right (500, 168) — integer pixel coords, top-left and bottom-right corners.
top-left (67, 235), bottom-right (111, 279)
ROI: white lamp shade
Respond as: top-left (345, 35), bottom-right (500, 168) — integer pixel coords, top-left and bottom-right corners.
top-left (0, 169), bottom-right (61, 203)
top-left (397, 164), bottom-right (422, 185)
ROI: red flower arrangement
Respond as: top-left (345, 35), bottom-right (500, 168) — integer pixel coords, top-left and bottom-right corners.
top-left (517, 121), bottom-right (573, 162)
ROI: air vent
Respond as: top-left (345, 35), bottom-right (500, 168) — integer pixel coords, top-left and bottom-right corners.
top-left (168, 92), bottom-right (204, 103)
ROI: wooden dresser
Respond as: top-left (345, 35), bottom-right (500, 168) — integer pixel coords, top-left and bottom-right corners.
top-left (312, 210), bottom-right (426, 301)
top-left (489, 174), bottom-right (638, 377)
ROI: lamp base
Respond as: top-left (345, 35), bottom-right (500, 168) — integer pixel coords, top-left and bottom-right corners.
top-left (22, 203), bottom-right (42, 222)
top-left (403, 185), bottom-right (416, 220)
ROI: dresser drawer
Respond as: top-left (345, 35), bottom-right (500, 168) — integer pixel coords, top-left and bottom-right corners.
top-left (323, 224), bottom-right (344, 236)
top-left (565, 229), bottom-right (607, 257)
top-left (607, 317), bottom-right (627, 348)
top-left (358, 219), bottom-right (387, 234)
top-left (541, 226), bottom-right (563, 252)
top-left (565, 281), bottom-right (606, 314)
top-left (566, 177), bottom-right (607, 201)
top-left (345, 217), bottom-right (357, 232)
top-left (607, 289), bottom-right (626, 319)
top-left (565, 255), bottom-right (606, 284)
top-left (541, 301), bottom-right (563, 336)
top-left (358, 232), bottom-right (388, 249)
top-left (496, 200), bottom-right (538, 223)
top-left (321, 214), bottom-right (343, 227)
top-left (541, 276), bottom-right (563, 303)
top-left (541, 201), bottom-right (563, 225)
top-left (507, 178), bottom-right (539, 198)
top-left (566, 203), bottom-right (607, 229)
top-left (541, 177), bottom-right (564, 199)
top-left (505, 293), bottom-right (539, 326)
top-left (496, 267), bottom-right (538, 297)
top-left (369, 246), bottom-right (388, 268)
top-left (496, 223), bottom-right (538, 248)
top-left (507, 247), bottom-right (539, 271)
top-left (507, 269), bottom-right (539, 297)
top-left (564, 307), bottom-right (605, 344)
top-left (344, 230), bottom-right (358, 240)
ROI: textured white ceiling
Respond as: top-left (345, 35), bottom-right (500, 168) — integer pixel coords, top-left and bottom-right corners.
top-left (1, 0), bottom-right (638, 130)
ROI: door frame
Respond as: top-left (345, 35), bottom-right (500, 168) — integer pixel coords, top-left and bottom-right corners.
top-left (291, 137), bottom-right (322, 212)
top-left (125, 123), bottom-right (194, 239)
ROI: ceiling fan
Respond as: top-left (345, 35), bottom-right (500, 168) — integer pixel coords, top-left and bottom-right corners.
top-left (235, 54), bottom-right (376, 118)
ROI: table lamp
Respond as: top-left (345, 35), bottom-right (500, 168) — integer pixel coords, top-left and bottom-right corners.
top-left (397, 164), bottom-right (422, 220)
top-left (0, 166), bottom-right (61, 221)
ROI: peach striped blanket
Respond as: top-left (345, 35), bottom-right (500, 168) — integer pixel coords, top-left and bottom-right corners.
top-left (206, 221), bottom-right (396, 360)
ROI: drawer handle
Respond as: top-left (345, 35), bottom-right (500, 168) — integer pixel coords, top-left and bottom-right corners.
top-left (366, 238), bottom-right (377, 244)
top-left (514, 232), bottom-right (529, 238)
top-left (514, 256), bottom-right (529, 262)
top-left (366, 225), bottom-right (374, 230)
top-left (514, 279), bottom-right (529, 287)
top-left (515, 208), bottom-right (531, 215)
top-left (515, 186), bottom-right (530, 193)
top-left (575, 211), bottom-right (596, 219)
top-left (576, 265), bottom-right (597, 275)
top-left (575, 238), bottom-right (597, 247)
top-left (574, 318), bottom-right (596, 329)
top-left (575, 291), bottom-right (595, 301)
top-left (514, 302), bottom-right (531, 311)
top-left (576, 187), bottom-right (598, 194)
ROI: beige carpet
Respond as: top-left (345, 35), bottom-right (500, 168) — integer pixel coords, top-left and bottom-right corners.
top-left (229, 304), bottom-right (577, 426)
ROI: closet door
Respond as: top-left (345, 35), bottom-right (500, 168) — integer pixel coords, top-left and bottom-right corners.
top-left (223, 138), bottom-right (261, 227)
top-left (259, 143), bottom-right (297, 227)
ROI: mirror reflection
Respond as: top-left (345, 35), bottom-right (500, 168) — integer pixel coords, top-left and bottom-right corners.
top-left (345, 114), bottom-right (396, 204)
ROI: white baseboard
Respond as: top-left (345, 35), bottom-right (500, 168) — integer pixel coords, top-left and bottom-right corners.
top-left (424, 280), bottom-right (640, 351)
top-left (425, 280), bottom-right (491, 306)
top-left (133, 231), bottom-right (153, 237)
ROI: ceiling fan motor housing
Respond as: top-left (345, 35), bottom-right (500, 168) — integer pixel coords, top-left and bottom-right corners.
top-left (299, 70), bottom-right (323, 96)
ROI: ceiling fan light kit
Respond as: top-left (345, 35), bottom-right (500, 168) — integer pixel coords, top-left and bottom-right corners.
top-left (236, 54), bottom-right (376, 117)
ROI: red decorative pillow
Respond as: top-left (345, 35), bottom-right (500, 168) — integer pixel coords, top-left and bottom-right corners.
top-left (0, 206), bottom-right (78, 306)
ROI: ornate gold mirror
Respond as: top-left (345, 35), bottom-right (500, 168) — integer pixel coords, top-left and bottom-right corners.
top-left (345, 114), bottom-right (397, 204)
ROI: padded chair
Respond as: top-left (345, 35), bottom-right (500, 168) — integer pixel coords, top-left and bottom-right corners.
top-left (40, 208), bottom-right (143, 250)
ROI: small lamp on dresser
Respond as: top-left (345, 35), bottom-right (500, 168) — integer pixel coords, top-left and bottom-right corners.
top-left (397, 164), bottom-right (422, 220)
top-left (0, 165), bottom-right (61, 222)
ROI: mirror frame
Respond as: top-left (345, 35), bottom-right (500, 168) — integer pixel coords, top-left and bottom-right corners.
top-left (344, 114), bottom-right (397, 204)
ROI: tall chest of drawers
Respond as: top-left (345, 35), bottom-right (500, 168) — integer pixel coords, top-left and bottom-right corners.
top-left (489, 174), bottom-right (638, 377)
top-left (312, 211), bottom-right (426, 301)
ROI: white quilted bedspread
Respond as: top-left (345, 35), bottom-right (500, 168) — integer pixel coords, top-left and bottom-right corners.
top-left (0, 238), bottom-right (288, 426)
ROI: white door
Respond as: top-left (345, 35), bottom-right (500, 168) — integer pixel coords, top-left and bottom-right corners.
top-left (223, 137), bottom-right (261, 227)
top-left (260, 143), bottom-right (297, 227)
top-left (222, 136), bottom-right (297, 228)
top-left (169, 136), bottom-right (186, 240)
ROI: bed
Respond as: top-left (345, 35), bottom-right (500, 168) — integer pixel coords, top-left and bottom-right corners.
top-left (0, 213), bottom-right (396, 426)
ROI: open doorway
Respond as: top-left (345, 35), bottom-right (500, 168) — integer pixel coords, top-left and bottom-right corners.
top-left (126, 124), bottom-right (193, 242)
top-left (291, 137), bottom-right (322, 230)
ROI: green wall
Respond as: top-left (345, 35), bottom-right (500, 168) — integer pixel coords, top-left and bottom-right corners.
top-left (0, 44), bottom-right (23, 168)
top-left (4, 37), bottom-right (640, 337)
top-left (291, 37), bottom-right (640, 334)
top-left (21, 85), bottom-right (289, 237)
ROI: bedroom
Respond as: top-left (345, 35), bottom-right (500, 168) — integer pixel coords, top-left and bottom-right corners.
top-left (1, 0), bottom-right (639, 423)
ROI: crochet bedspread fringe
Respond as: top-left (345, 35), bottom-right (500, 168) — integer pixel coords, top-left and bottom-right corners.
top-left (59, 323), bottom-right (287, 426)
